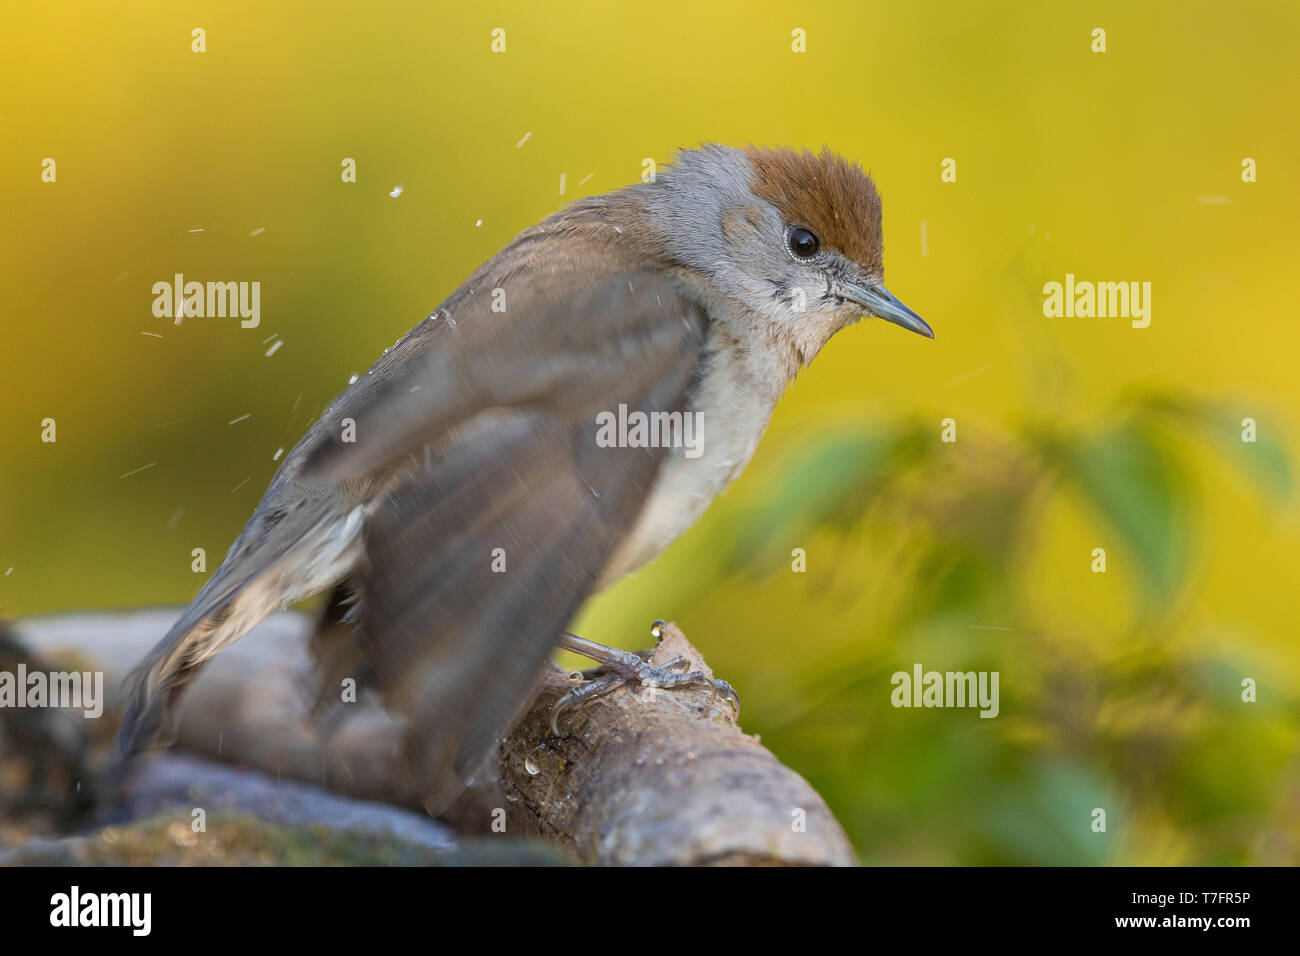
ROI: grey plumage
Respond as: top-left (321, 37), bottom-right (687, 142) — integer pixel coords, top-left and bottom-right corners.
top-left (119, 144), bottom-right (929, 814)
top-left (120, 192), bottom-right (709, 813)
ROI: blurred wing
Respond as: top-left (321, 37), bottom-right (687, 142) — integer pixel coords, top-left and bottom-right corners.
top-left (296, 262), bottom-right (704, 490)
top-left (292, 267), bottom-right (708, 813)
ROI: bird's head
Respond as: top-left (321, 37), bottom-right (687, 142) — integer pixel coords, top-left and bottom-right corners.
top-left (641, 144), bottom-right (932, 365)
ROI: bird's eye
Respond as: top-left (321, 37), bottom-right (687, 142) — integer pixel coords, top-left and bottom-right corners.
top-left (788, 227), bottom-right (820, 258)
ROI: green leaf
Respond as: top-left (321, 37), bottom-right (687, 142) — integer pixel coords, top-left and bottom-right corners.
top-left (1035, 420), bottom-right (1192, 602)
top-left (726, 427), bottom-right (923, 574)
top-left (1130, 392), bottom-right (1293, 500)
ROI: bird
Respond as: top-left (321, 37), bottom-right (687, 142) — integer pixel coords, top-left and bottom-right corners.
top-left (118, 144), bottom-right (933, 814)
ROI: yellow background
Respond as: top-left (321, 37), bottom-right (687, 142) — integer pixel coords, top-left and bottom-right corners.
top-left (2, 1), bottom-right (1298, 863)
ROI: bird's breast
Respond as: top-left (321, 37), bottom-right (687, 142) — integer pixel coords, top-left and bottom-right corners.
top-left (595, 311), bottom-right (789, 589)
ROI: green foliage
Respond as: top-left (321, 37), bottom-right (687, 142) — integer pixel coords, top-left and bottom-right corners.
top-left (659, 392), bottom-right (1298, 864)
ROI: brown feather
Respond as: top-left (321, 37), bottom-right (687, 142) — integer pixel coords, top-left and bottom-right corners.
top-left (286, 219), bottom-right (710, 811)
top-left (744, 146), bottom-right (884, 274)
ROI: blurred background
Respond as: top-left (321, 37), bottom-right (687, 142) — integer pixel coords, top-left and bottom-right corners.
top-left (2, 1), bottom-right (1298, 864)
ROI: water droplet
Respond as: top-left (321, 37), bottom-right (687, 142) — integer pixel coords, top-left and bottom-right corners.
top-left (389, 184), bottom-right (404, 198)
top-left (524, 755), bottom-right (540, 776)
top-left (650, 619), bottom-right (665, 640)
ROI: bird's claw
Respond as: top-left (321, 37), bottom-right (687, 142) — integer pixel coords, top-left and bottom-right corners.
top-left (550, 673), bottom-right (626, 735)
top-left (548, 648), bottom-right (740, 736)
top-left (709, 678), bottom-right (741, 718)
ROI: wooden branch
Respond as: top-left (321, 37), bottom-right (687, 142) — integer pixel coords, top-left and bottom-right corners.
top-left (15, 609), bottom-right (856, 866)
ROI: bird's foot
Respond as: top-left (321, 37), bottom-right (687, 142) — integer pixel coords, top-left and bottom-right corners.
top-left (550, 621), bottom-right (739, 734)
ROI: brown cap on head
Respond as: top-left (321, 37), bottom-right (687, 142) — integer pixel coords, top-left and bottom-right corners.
top-left (744, 146), bottom-right (883, 274)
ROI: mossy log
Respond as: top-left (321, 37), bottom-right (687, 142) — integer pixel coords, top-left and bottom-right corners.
top-left (14, 610), bottom-right (855, 866)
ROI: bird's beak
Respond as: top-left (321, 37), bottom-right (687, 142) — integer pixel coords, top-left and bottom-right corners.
top-left (838, 281), bottom-right (934, 339)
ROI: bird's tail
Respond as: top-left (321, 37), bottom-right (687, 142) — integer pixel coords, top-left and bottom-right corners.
top-left (118, 566), bottom-right (275, 756)
top-left (118, 495), bottom-right (363, 758)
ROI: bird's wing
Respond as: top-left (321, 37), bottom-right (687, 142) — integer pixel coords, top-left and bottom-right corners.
top-left (292, 263), bottom-right (709, 813)
top-left (294, 256), bottom-right (702, 490)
